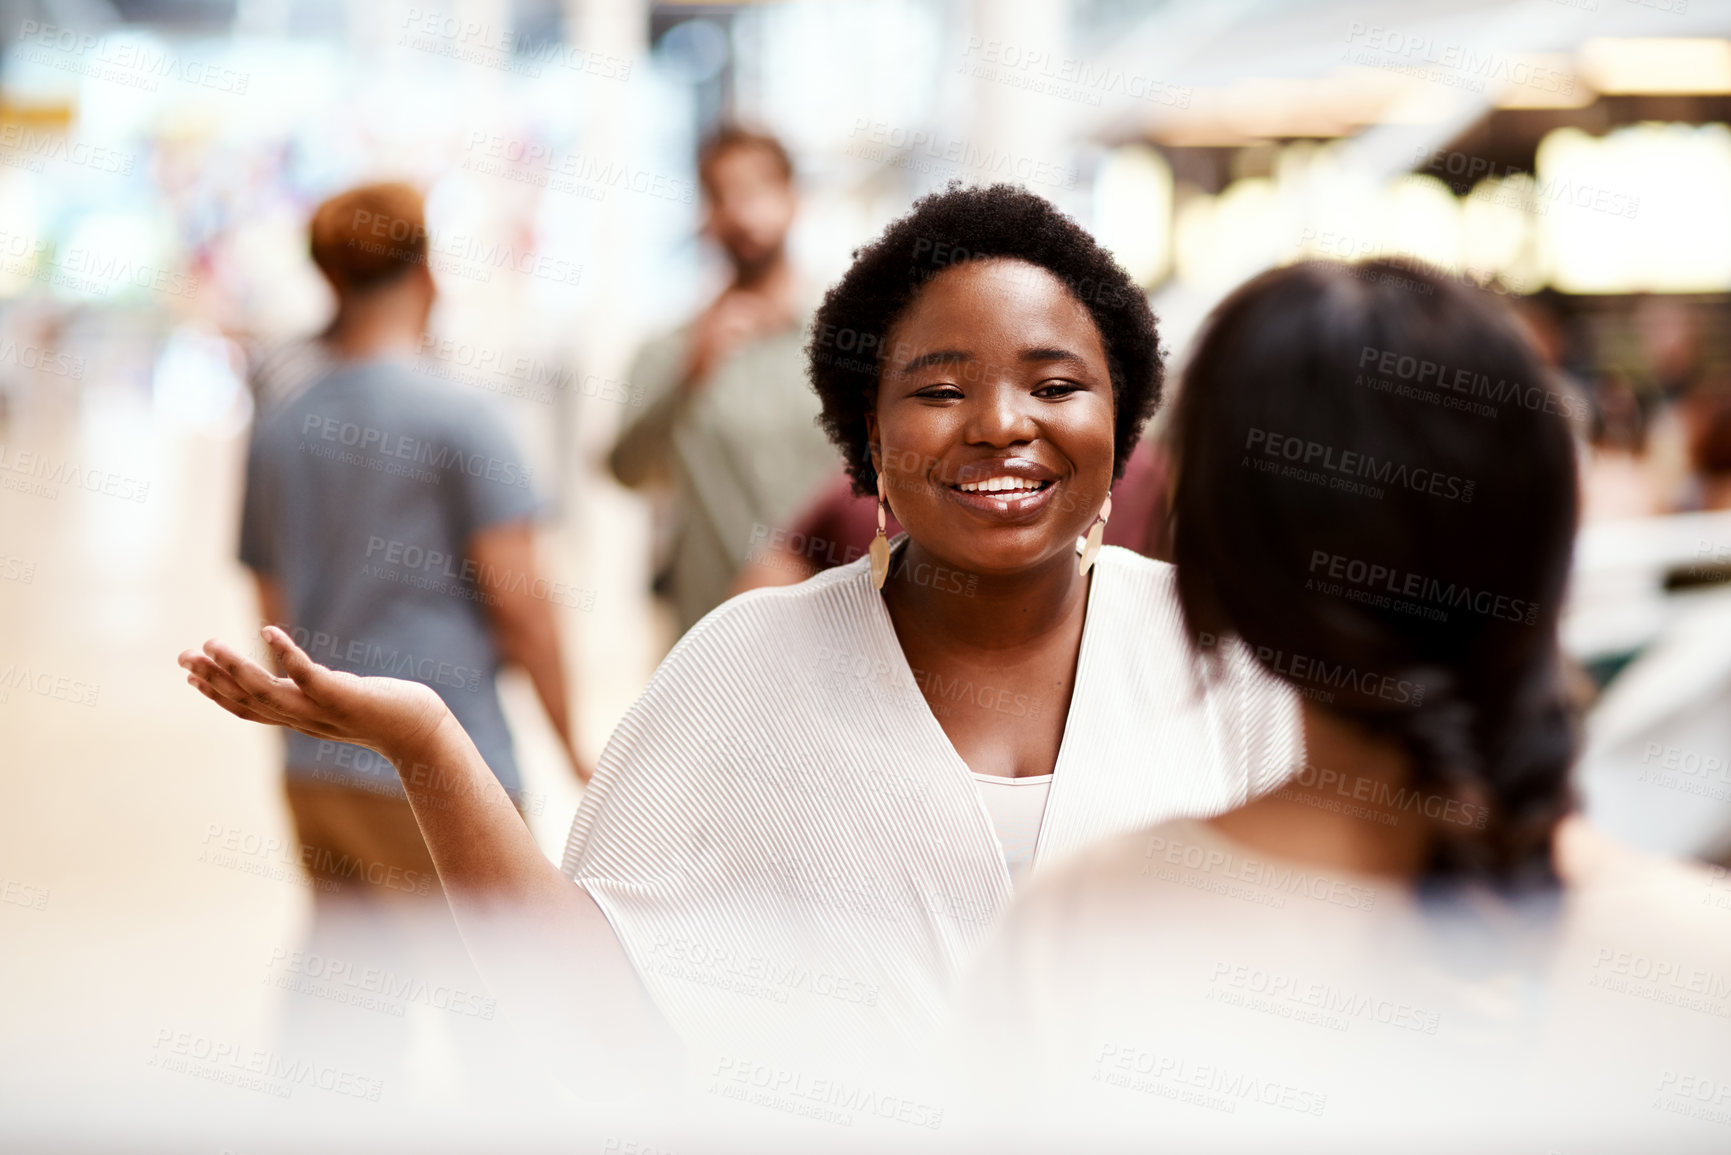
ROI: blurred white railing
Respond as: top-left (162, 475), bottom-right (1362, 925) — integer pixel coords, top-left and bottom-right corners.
top-left (1563, 509), bottom-right (1731, 662)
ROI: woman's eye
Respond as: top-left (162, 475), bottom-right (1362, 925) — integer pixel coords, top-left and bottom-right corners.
top-left (914, 384), bottom-right (964, 400)
top-left (1035, 380), bottom-right (1082, 398)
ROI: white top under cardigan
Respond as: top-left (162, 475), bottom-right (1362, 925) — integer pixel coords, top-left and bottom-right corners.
top-left (560, 542), bottom-right (1304, 1050)
top-left (972, 773), bottom-right (1053, 886)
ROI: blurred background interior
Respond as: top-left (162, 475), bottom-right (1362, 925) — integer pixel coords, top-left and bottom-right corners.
top-left (5, 0), bottom-right (1731, 1126)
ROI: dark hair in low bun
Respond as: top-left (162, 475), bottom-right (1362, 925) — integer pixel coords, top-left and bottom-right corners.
top-left (1171, 259), bottom-right (1581, 888)
top-left (1399, 661), bottom-right (1577, 885)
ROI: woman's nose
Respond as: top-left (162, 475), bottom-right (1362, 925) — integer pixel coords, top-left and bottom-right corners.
top-left (962, 381), bottom-right (1038, 447)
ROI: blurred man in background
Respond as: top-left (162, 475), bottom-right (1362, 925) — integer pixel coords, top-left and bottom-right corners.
top-left (1681, 377), bottom-right (1731, 513)
top-left (608, 127), bottom-right (836, 635)
top-left (239, 182), bottom-right (587, 925)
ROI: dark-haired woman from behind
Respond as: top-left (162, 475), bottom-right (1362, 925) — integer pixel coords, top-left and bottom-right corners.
top-left (959, 259), bottom-right (1731, 1153)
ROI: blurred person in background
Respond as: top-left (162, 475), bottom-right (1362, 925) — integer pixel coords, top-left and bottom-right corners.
top-left (236, 182), bottom-right (589, 1075)
top-left (608, 125), bottom-right (837, 636)
top-left (1679, 376), bottom-right (1731, 512)
top-left (1634, 293), bottom-right (1702, 405)
top-left (1582, 369), bottom-right (1668, 520)
top-left (1512, 293), bottom-right (1593, 446)
top-left (957, 260), bottom-right (1729, 1152)
top-left (1612, 294), bottom-right (1708, 514)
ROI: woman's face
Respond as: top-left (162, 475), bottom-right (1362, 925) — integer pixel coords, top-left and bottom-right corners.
top-left (867, 258), bottom-right (1117, 578)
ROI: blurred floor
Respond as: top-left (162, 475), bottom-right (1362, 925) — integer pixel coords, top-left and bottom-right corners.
top-left (0, 368), bottom-right (667, 1107)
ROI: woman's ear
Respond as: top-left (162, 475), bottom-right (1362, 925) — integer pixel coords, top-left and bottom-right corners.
top-left (864, 412), bottom-right (881, 475)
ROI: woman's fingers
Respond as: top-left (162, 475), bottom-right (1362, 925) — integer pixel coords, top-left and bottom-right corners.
top-left (179, 638), bottom-right (374, 748)
top-left (262, 625), bottom-right (331, 700)
top-left (184, 664), bottom-right (354, 743)
top-left (180, 643), bottom-right (318, 723)
top-left (201, 637), bottom-right (314, 717)
top-left (181, 651), bottom-right (296, 726)
top-left (180, 632), bottom-right (415, 757)
top-left (181, 651), bottom-right (259, 701)
top-left (187, 674), bottom-right (276, 726)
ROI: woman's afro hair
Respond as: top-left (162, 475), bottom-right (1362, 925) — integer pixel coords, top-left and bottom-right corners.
top-left (805, 182), bottom-right (1165, 494)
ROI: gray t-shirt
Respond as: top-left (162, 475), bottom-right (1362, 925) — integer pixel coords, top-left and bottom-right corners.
top-left (239, 356), bottom-right (540, 796)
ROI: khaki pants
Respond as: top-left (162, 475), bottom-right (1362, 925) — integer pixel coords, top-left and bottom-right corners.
top-left (284, 777), bottom-right (444, 902)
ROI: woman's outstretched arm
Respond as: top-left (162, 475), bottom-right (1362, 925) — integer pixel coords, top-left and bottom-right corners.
top-left (178, 626), bottom-right (675, 1073)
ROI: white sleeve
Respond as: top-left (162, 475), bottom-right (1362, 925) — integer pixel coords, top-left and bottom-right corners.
top-left (1222, 636), bottom-right (1306, 800)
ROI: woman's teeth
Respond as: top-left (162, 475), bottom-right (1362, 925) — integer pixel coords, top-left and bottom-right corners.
top-left (957, 477), bottom-right (1049, 493)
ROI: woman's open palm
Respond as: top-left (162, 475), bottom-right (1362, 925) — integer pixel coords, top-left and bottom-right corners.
top-left (178, 626), bottom-right (451, 761)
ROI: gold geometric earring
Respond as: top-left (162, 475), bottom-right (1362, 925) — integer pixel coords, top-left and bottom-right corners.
top-left (1079, 491), bottom-right (1113, 577)
top-left (870, 471), bottom-right (892, 590)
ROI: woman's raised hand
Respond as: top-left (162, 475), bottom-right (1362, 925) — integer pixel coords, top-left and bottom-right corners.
top-left (181, 628), bottom-right (671, 1064)
top-left (178, 626), bottom-right (452, 763)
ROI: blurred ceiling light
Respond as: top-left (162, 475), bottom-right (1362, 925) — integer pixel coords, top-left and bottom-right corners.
top-left (1149, 119), bottom-right (1262, 150)
top-left (1380, 175), bottom-right (1461, 272)
top-left (1284, 147), bottom-right (1387, 264)
top-left (1154, 69), bottom-right (1468, 147)
top-left (1179, 149), bottom-right (1471, 292)
top-left (1150, 76), bottom-right (1367, 146)
top-left (1490, 54), bottom-right (1593, 109)
top-left (1172, 187), bottom-right (1220, 287)
top-left (1369, 74), bottom-right (1476, 126)
top-left (1539, 123), bottom-right (1731, 293)
top-left (1174, 122), bottom-right (1731, 298)
top-left (1174, 177), bottom-right (1286, 292)
top-left (1461, 176), bottom-right (1542, 291)
top-left (1092, 145), bottom-right (1173, 287)
top-left (1577, 38), bottom-right (1731, 95)
top-left (1217, 77), bottom-right (1359, 138)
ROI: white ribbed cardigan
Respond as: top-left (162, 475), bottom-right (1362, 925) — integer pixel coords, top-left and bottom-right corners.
top-left (561, 544), bottom-right (1302, 1047)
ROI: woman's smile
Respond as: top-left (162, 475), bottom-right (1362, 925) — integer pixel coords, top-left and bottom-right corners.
top-left (942, 456), bottom-right (1062, 521)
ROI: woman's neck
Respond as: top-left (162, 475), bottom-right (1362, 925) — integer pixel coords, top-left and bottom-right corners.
top-left (1208, 701), bottom-right (1431, 878)
top-left (885, 538), bottom-right (1089, 654)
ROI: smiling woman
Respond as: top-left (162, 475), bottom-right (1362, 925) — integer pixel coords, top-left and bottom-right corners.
top-left (810, 182), bottom-right (1161, 507)
top-left (179, 183), bottom-right (1303, 1061)
top-left (871, 258), bottom-right (1117, 577)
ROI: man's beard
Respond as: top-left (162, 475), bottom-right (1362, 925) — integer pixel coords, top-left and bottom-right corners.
top-left (728, 239), bottom-right (786, 284)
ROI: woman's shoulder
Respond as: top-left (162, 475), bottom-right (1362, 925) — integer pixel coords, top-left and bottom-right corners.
top-left (570, 556), bottom-right (883, 859)
top-left (1090, 545), bottom-right (1185, 632)
top-left (1017, 815), bottom-right (1402, 943)
top-left (690, 551), bottom-right (873, 630)
top-left (649, 553), bottom-right (881, 686)
top-left (1557, 817), bottom-right (1731, 950)
top-left (1096, 542), bottom-right (1175, 586)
